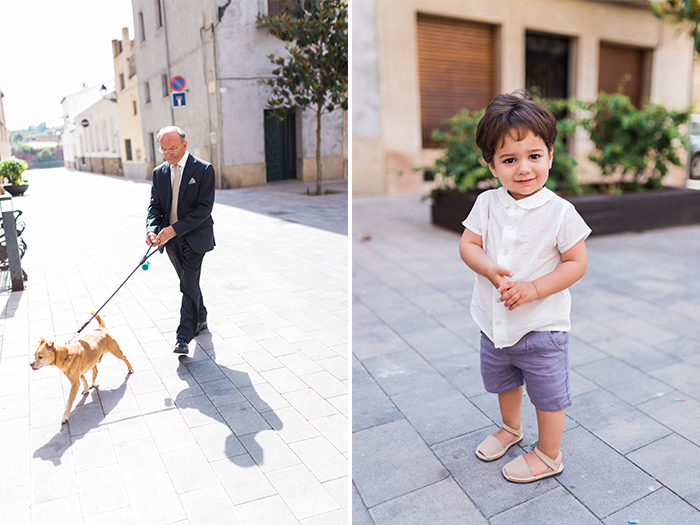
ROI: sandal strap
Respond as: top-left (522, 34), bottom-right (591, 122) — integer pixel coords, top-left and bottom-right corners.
top-left (501, 423), bottom-right (522, 437)
top-left (533, 446), bottom-right (560, 471)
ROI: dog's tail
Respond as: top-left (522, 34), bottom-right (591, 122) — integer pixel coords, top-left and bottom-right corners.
top-left (90, 311), bottom-right (107, 328)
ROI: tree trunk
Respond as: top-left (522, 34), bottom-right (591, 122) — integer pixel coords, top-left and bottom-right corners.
top-left (316, 103), bottom-right (322, 196)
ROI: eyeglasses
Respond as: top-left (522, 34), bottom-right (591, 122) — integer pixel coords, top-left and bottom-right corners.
top-left (159, 142), bottom-right (184, 155)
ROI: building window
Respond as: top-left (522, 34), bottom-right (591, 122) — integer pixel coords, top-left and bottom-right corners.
top-left (416, 13), bottom-right (495, 148)
top-left (598, 42), bottom-right (649, 109)
top-left (526, 33), bottom-right (570, 101)
top-left (149, 132), bottom-right (156, 162)
top-left (138, 10), bottom-right (146, 42)
top-left (144, 81), bottom-right (151, 104)
top-left (119, 73), bottom-right (125, 91)
top-left (128, 55), bottom-right (137, 78)
top-left (125, 139), bottom-right (133, 161)
top-left (133, 100), bottom-right (138, 116)
top-left (161, 74), bottom-right (169, 98)
top-left (267, 0), bottom-right (299, 17)
top-left (155, 0), bottom-right (163, 29)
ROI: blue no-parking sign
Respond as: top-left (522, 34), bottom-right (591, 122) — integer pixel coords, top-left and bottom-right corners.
top-left (170, 76), bottom-right (185, 91)
top-left (172, 92), bottom-right (186, 107)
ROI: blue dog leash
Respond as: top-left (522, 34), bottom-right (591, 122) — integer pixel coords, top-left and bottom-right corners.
top-left (70, 244), bottom-right (160, 341)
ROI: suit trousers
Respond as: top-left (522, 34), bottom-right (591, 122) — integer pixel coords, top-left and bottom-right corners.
top-left (165, 237), bottom-right (207, 342)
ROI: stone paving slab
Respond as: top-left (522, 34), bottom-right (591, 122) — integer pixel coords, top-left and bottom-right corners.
top-left (352, 194), bottom-right (700, 523)
top-left (0, 168), bottom-right (347, 524)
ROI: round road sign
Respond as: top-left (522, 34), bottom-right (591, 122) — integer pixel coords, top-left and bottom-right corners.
top-left (170, 76), bottom-right (186, 91)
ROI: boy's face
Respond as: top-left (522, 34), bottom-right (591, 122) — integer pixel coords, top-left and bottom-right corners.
top-left (488, 130), bottom-right (552, 200)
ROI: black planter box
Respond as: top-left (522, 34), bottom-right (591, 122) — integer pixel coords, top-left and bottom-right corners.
top-left (431, 187), bottom-right (700, 236)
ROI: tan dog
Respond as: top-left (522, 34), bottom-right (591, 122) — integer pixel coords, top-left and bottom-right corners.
top-left (30, 313), bottom-right (134, 424)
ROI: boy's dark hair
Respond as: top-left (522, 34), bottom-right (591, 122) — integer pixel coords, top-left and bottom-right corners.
top-left (475, 89), bottom-right (557, 165)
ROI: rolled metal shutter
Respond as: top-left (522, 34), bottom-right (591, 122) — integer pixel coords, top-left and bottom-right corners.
top-left (598, 42), bottom-right (644, 108)
top-left (417, 13), bottom-right (495, 148)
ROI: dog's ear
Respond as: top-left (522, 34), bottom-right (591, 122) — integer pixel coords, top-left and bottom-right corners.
top-left (46, 341), bottom-right (55, 350)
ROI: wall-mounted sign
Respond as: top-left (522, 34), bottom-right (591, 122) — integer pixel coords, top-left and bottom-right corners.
top-left (81, 119), bottom-right (89, 127)
top-left (170, 76), bottom-right (186, 91)
top-left (172, 92), bottom-right (186, 107)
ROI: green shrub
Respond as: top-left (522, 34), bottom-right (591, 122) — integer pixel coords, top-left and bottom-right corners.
top-left (425, 92), bottom-right (691, 197)
top-left (0, 156), bottom-right (28, 184)
top-left (37, 148), bottom-right (55, 163)
top-left (429, 108), bottom-right (491, 196)
top-left (579, 91), bottom-right (691, 189)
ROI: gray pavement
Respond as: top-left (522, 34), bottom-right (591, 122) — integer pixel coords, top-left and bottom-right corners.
top-left (0, 168), bottom-right (348, 524)
top-left (352, 194), bottom-right (700, 524)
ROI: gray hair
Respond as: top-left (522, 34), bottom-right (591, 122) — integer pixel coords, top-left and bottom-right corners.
top-left (156, 126), bottom-right (186, 142)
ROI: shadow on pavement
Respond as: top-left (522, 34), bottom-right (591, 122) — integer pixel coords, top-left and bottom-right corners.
top-left (33, 374), bottom-right (130, 466)
top-left (173, 335), bottom-right (283, 467)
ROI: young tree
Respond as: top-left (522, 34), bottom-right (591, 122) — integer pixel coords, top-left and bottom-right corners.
top-left (258, 0), bottom-right (348, 195)
top-left (653, 0), bottom-right (700, 53)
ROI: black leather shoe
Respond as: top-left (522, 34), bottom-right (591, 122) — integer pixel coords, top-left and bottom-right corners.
top-left (173, 339), bottom-right (189, 354)
top-left (194, 321), bottom-right (208, 336)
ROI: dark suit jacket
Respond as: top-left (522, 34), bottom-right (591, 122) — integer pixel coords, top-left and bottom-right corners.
top-left (146, 153), bottom-right (215, 253)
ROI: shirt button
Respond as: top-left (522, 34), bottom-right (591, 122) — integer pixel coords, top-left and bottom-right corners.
top-left (502, 249), bottom-right (508, 255)
top-left (506, 225), bottom-right (513, 231)
top-left (495, 321), bottom-right (501, 326)
top-left (512, 205), bottom-right (518, 210)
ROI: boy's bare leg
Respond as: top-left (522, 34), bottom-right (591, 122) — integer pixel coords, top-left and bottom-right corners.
top-left (524, 408), bottom-right (566, 475)
top-left (493, 386), bottom-right (524, 445)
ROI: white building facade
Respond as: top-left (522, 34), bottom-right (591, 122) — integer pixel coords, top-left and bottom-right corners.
top-left (61, 81), bottom-right (119, 172)
top-left (0, 87), bottom-right (11, 160)
top-left (131, 0), bottom-right (346, 188)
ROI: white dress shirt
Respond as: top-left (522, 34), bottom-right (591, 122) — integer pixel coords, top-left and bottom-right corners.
top-left (463, 187), bottom-right (591, 348)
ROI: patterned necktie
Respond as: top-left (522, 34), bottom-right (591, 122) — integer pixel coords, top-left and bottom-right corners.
top-left (169, 163), bottom-right (180, 225)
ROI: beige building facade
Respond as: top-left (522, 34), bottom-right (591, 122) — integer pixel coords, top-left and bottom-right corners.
top-left (353, 0), bottom-right (696, 194)
top-left (113, 27), bottom-right (147, 179)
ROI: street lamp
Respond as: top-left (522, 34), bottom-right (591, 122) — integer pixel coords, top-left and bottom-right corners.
top-left (100, 84), bottom-right (117, 103)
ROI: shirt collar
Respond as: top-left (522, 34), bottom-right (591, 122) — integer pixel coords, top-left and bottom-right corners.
top-left (171, 150), bottom-right (189, 170)
top-left (496, 186), bottom-right (555, 210)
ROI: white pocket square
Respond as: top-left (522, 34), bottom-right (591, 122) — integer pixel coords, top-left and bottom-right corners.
top-left (188, 177), bottom-right (196, 185)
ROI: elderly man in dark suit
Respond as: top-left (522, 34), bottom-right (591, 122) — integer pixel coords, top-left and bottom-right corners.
top-left (146, 126), bottom-right (215, 354)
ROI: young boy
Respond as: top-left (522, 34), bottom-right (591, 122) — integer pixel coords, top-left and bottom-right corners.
top-left (459, 89), bottom-right (590, 483)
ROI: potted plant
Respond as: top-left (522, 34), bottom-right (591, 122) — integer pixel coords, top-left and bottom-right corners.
top-left (0, 156), bottom-right (29, 196)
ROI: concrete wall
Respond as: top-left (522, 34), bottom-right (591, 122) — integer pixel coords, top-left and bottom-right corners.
top-left (132, 0), bottom-right (346, 188)
top-left (353, 0), bottom-right (696, 194)
top-left (215, 1), bottom-right (345, 188)
top-left (131, 0), bottom-right (219, 179)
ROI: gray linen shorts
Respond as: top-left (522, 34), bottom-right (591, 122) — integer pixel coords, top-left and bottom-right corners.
top-left (480, 331), bottom-right (572, 412)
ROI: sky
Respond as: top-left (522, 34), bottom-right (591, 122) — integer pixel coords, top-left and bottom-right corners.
top-left (0, 0), bottom-right (135, 131)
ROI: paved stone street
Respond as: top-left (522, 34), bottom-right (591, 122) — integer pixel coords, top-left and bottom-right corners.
top-left (0, 168), bottom-right (348, 524)
top-left (353, 194), bottom-right (700, 524)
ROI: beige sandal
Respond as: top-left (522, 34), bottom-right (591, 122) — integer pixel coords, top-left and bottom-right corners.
top-left (475, 423), bottom-right (523, 462)
top-left (502, 446), bottom-right (563, 483)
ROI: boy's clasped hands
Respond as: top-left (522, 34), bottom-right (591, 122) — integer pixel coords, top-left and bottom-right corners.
top-left (489, 266), bottom-right (539, 311)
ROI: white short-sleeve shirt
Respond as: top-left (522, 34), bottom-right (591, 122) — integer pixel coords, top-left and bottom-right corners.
top-left (463, 187), bottom-right (591, 349)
